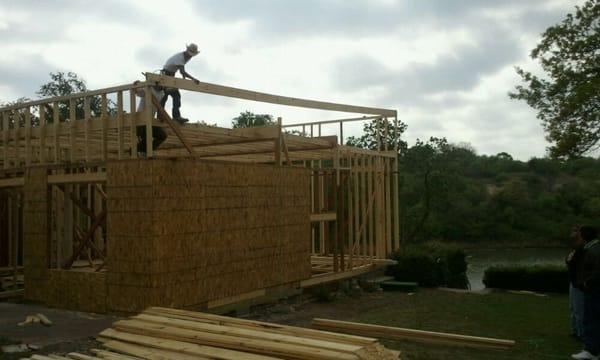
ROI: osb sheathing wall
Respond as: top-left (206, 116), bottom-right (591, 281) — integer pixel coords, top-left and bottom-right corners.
top-left (106, 158), bottom-right (311, 313)
top-left (105, 159), bottom-right (311, 312)
top-left (23, 159), bottom-right (311, 313)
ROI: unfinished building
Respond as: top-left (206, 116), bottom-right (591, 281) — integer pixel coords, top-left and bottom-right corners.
top-left (0, 74), bottom-right (400, 313)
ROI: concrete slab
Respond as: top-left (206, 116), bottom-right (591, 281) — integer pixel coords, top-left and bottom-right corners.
top-left (0, 302), bottom-right (119, 347)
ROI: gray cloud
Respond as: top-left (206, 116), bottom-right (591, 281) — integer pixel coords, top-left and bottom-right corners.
top-left (0, 1), bottom-right (153, 44)
top-left (405, 98), bottom-right (546, 160)
top-left (191, 0), bottom-right (570, 39)
top-left (332, 24), bottom-right (522, 106)
top-left (0, 55), bottom-right (56, 99)
top-left (192, 0), bottom-right (399, 38)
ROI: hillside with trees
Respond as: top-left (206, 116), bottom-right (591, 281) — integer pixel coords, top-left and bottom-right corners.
top-left (344, 117), bottom-right (600, 246)
top-left (398, 140), bottom-right (600, 246)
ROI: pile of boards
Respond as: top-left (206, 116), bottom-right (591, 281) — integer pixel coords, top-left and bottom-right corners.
top-left (22, 307), bottom-right (399, 360)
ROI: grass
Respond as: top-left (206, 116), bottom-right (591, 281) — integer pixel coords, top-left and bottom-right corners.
top-left (0, 289), bottom-right (578, 359)
top-left (346, 289), bottom-right (578, 360)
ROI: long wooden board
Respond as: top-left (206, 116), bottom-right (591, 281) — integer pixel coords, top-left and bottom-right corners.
top-left (312, 318), bottom-right (515, 350)
top-left (147, 74), bottom-right (396, 117)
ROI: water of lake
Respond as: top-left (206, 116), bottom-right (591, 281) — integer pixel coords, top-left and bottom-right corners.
top-left (467, 248), bottom-right (567, 290)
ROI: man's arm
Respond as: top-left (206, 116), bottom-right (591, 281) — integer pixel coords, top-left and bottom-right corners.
top-left (176, 66), bottom-right (200, 84)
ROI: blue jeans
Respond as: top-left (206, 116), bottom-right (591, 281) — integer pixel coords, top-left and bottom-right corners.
top-left (583, 293), bottom-right (600, 355)
top-left (160, 88), bottom-right (181, 119)
top-left (571, 284), bottom-right (585, 338)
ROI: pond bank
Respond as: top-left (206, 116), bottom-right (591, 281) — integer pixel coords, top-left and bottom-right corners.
top-left (466, 247), bottom-right (567, 290)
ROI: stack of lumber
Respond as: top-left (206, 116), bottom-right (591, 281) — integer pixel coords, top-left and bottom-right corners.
top-left (95, 307), bottom-right (399, 359)
top-left (23, 307), bottom-right (398, 360)
top-left (22, 307), bottom-right (400, 359)
top-left (312, 318), bottom-right (515, 350)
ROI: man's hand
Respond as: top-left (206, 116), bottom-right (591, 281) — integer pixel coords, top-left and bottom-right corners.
top-left (180, 68), bottom-right (200, 84)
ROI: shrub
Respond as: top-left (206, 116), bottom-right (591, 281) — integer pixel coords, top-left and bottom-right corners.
top-left (386, 242), bottom-right (469, 289)
top-left (483, 265), bottom-right (569, 293)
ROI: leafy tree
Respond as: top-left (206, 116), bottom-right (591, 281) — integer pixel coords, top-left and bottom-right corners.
top-left (37, 71), bottom-right (114, 122)
top-left (400, 137), bottom-right (456, 242)
top-left (496, 152), bottom-right (513, 161)
top-left (510, 1), bottom-right (600, 158)
top-left (345, 118), bottom-right (407, 152)
top-left (0, 97), bottom-right (32, 127)
top-left (1, 72), bottom-right (117, 129)
top-left (37, 72), bottom-right (89, 99)
top-left (232, 111), bottom-right (275, 128)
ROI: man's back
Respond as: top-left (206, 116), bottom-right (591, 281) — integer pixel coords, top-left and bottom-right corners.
top-left (581, 240), bottom-right (600, 294)
top-left (163, 52), bottom-right (188, 75)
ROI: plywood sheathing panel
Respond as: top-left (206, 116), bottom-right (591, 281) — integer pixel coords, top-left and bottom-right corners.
top-left (106, 158), bottom-right (311, 313)
top-left (22, 167), bottom-right (48, 301)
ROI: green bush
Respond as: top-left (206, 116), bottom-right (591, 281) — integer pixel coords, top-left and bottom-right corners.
top-left (386, 242), bottom-right (469, 289)
top-left (483, 265), bottom-right (569, 293)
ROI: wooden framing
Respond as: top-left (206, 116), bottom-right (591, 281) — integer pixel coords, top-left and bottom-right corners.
top-left (0, 186), bottom-right (23, 292)
top-left (1, 75), bottom-right (401, 310)
top-left (146, 74), bottom-right (396, 117)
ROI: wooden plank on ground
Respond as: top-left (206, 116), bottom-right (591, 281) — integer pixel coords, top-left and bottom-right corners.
top-left (131, 314), bottom-right (364, 355)
top-left (312, 318), bottom-right (516, 350)
top-left (67, 353), bottom-right (102, 360)
top-left (144, 308), bottom-right (377, 346)
top-left (94, 342), bottom-right (205, 360)
top-left (112, 319), bottom-right (360, 360)
top-left (99, 329), bottom-right (280, 360)
top-left (91, 348), bottom-right (143, 360)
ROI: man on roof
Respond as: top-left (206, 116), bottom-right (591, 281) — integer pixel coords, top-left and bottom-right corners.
top-left (160, 43), bottom-right (201, 123)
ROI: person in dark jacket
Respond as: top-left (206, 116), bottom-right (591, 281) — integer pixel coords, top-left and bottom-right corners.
top-left (572, 225), bottom-right (600, 360)
top-left (568, 226), bottom-right (586, 340)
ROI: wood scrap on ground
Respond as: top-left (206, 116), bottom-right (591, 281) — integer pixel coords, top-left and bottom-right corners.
top-left (312, 318), bottom-right (515, 350)
top-left (20, 307), bottom-right (400, 360)
top-left (18, 313), bottom-right (53, 326)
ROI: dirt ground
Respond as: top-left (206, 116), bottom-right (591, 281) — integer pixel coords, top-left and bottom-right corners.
top-left (0, 301), bottom-right (118, 359)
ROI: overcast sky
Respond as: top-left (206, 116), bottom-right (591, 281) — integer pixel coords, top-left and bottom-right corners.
top-left (0, 0), bottom-right (583, 160)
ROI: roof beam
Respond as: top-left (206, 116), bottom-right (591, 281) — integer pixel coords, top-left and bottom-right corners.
top-left (146, 74), bottom-right (396, 117)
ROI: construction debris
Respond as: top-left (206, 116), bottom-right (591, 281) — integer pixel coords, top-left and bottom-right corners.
top-left (1, 343), bottom-right (39, 353)
top-left (18, 313), bottom-right (53, 327)
top-left (312, 318), bottom-right (515, 350)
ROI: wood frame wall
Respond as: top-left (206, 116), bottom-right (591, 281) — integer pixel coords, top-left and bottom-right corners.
top-left (0, 75), bottom-right (400, 281)
top-left (47, 168), bottom-right (107, 272)
top-left (0, 186), bottom-right (22, 291)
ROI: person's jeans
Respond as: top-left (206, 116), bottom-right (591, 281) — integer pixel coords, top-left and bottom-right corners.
top-left (571, 284), bottom-right (585, 338)
top-left (160, 88), bottom-right (181, 119)
top-left (137, 126), bottom-right (167, 154)
top-left (583, 293), bottom-right (600, 355)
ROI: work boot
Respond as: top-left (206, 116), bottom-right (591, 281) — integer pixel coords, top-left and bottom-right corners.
top-left (173, 117), bottom-right (189, 125)
top-left (572, 350), bottom-right (599, 360)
